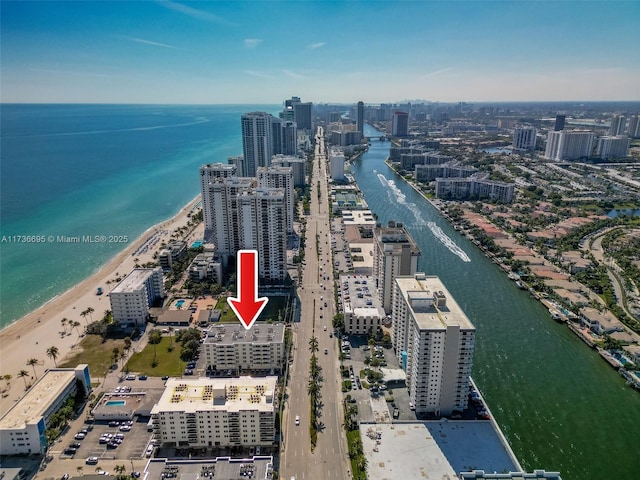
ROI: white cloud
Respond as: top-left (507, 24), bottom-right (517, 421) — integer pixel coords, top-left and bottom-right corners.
top-left (283, 69), bottom-right (308, 80)
top-left (307, 42), bottom-right (326, 50)
top-left (420, 67), bottom-right (454, 78)
top-left (244, 38), bottom-right (263, 49)
top-left (127, 37), bottom-right (180, 49)
top-left (243, 70), bottom-right (274, 79)
top-left (158, 1), bottom-right (236, 26)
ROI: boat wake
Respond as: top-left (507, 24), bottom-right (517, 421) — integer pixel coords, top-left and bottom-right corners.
top-left (377, 173), bottom-right (471, 262)
top-left (427, 222), bottom-right (471, 262)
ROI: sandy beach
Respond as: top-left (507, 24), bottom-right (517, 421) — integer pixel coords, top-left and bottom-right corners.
top-left (0, 196), bottom-right (201, 416)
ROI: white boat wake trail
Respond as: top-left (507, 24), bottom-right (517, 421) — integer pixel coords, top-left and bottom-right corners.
top-left (377, 173), bottom-right (471, 263)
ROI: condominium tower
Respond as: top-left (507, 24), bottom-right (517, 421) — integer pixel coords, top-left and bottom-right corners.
top-left (241, 112), bottom-right (277, 177)
top-left (513, 127), bottom-right (537, 151)
top-left (392, 111), bottom-right (409, 137)
top-left (356, 101), bottom-right (364, 134)
top-left (110, 268), bottom-right (164, 327)
top-left (544, 130), bottom-right (594, 161)
top-left (373, 221), bottom-right (421, 314)
top-left (392, 273), bottom-right (475, 416)
top-left (257, 165), bottom-right (294, 233)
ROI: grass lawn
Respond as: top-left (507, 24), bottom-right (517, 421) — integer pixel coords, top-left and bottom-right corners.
top-left (216, 295), bottom-right (290, 324)
top-left (125, 337), bottom-right (185, 377)
top-left (59, 334), bottom-right (128, 377)
top-left (347, 429), bottom-right (366, 479)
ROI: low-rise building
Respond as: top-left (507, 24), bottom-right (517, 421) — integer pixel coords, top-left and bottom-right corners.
top-left (579, 307), bottom-right (624, 335)
top-left (158, 241), bottom-right (187, 271)
top-left (203, 324), bottom-right (285, 375)
top-left (188, 243), bottom-right (223, 283)
top-left (150, 377), bottom-right (277, 448)
top-left (0, 365), bottom-right (91, 455)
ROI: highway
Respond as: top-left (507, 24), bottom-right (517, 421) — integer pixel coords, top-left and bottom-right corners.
top-left (281, 127), bottom-right (350, 480)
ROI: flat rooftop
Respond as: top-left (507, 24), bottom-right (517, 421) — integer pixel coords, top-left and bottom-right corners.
top-left (361, 421), bottom-right (519, 480)
top-left (112, 268), bottom-right (156, 293)
top-left (145, 457), bottom-right (273, 480)
top-left (204, 324), bottom-right (284, 345)
top-left (151, 377), bottom-right (277, 414)
top-left (342, 209), bottom-right (375, 225)
top-left (395, 274), bottom-right (475, 330)
top-left (0, 369), bottom-right (79, 429)
top-left (340, 274), bottom-right (384, 315)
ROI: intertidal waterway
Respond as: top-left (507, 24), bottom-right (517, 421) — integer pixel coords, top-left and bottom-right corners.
top-left (351, 125), bottom-right (640, 479)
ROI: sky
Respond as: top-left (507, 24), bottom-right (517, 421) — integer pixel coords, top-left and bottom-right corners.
top-left (1, 0), bottom-right (639, 104)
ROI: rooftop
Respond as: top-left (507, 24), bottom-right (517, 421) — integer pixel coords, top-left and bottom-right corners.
top-left (151, 377), bottom-right (277, 414)
top-left (340, 275), bottom-right (385, 315)
top-left (111, 268), bottom-right (158, 294)
top-left (395, 274), bottom-right (475, 331)
top-left (145, 457), bottom-right (273, 480)
top-left (361, 421), bottom-right (519, 480)
top-left (204, 324), bottom-right (285, 345)
top-left (0, 368), bottom-right (84, 429)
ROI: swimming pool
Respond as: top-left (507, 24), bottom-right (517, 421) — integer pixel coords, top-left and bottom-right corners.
top-left (105, 400), bottom-right (126, 407)
top-left (176, 300), bottom-right (185, 308)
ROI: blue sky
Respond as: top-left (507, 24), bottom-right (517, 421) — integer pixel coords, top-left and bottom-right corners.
top-left (1, 1), bottom-right (639, 103)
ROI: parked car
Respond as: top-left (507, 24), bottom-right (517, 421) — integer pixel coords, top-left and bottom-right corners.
top-left (86, 457), bottom-right (99, 465)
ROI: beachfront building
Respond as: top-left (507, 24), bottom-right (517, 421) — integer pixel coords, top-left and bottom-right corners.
top-left (201, 174), bottom-right (287, 282)
top-left (0, 365), bottom-right (91, 455)
top-left (594, 136), bottom-right (631, 159)
top-left (373, 221), bottom-right (421, 314)
top-left (203, 324), bottom-right (286, 375)
top-left (110, 267), bottom-right (164, 327)
top-left (200, 163), bottom-right (238, 238)
top-left (271, 154), bottom-right (306, 186)
top-left (392, 273), bottom-right (475, 416)
top-left (188, 244), bottom-right (223, 284)
top-left (150, 377), bottom-right (277, 448)
top-left (544, 130), bottom-right (595, 161)
top-left (340, 275), bottom-right (386, 335)
top-left (241, 112), bottom-right (278, 177)
top-left (513, 126), bottom-right (537, 151)
top-left (257, 165), bottom-right (294, 233)
top-left (435, 177), bottom-right (515, 203)
top-left (330, 149), bottom-right (346, 181)
top-left (157, 240), bottom-right (187, 271)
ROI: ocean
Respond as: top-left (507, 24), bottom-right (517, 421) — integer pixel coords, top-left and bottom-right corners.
top-left (0, 104), bottom-right (278, 329)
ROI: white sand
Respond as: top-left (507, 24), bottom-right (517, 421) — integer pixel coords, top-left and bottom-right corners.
top-left (0, 196), bottom-right (202, 416)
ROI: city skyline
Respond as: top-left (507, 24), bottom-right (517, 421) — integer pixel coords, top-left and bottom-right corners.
top-left (1, 0), bottom-right (639, 104)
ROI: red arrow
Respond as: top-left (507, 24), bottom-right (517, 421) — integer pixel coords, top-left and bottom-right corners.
top-left (227, 250), bottom-right (269, 330)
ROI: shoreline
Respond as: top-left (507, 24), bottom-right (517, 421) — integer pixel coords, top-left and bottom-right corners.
top-left (0, 195), bottom-right (201, 416)
top-left (385, 158), bottom-right (640, 391)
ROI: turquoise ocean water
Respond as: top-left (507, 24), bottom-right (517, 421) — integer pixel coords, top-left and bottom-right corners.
top-left (0, 104), bottom-right (277, 329)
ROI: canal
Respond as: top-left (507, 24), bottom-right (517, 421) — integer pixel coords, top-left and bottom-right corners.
top-left (349, 125), bottom-right (640, 479)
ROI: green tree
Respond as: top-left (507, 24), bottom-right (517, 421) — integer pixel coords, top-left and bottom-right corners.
top-left (148, 329), bottom-right (162, 362)
top-left (18, 369), bottom-right (29, 388)
top-left (46, 345), bottom-right (59, 367)
top-left (308, 336), bottom-right (319, 354)
top-left (86, 306), bottom-right (95, 321)
top-left (27, 358), bottom-right (40, 379)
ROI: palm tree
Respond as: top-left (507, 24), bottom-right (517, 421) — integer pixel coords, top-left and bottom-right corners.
top-left (2, 374), bottom-right (12, 391)
top-left (308, 336), bottom-right (319, 354)
top-left (71, 320), bottom-right (82, 337)
top-left (61, 317), bottom-right (68, 334)
top-left (114, 465), bottom-right (126, 477)
top-left (112, 347), bottom-right (120, 366)
top-left (17, 369), bottom-right (29, 388)
top-left (168, 326), bottom-right (174, 348)
top-left (46, 345), bottom-right (59, 367)
top-left (80, 310), bottom-right (89, 325)
top-left (148, 329), bottom-right (162, 362)
top-left (27, 358), bottom-right (40, 379)
top-left (86, 306), bottom-right (95, 321)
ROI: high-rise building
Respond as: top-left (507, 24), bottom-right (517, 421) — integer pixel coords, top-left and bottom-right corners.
top-left (435, 177), bottom-right (514, 203)
top-left (609, 115), bottom-right (626, 136)
top-left (356, 101), bottom-right (364, 134)
top-left (271, 154), bottom-right (306, 186)
top-left (627, 115), bottom-right (640, 138)
top-left (595, 136), bottom-right (631, 159)
top-left (241, 112), bottom-right (276, 177)
top-left (554, 114), bottom-right (566, 131)
top-left (282, 121), bottom-right (298, 155)
top-left (545, 131), bottom-right (594, 161)
top-left (293, 101), bottom-right (312, 131)
top-left (201, 163), bottom-right (238, 237)
top-left (257, 165), bottom-right (294, 233)
top-left (270, 116), bottom-right (283, 156)
top-left (110, 268), bottom-right (165, 327)
top-left (373, 221), bottom-right (421, 314)
top-left (513, 127), bottom-right (537, 151)
top-left (392, 111), bottom-right (409, 137)
top-left (150, 377), bottom-right (277, 448)
top-left (329, 149), bottom-right (345, 181)
top-left (201, 175), bottom-right (286, 282)
top-left (392, 273), bottom-right (475, 416)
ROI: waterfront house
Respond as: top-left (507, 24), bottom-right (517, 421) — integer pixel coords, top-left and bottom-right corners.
top-left (579, 307), bottom-right (624, 335)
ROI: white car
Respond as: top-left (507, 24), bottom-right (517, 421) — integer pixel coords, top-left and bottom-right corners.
top-left (295, 415), bottom-right (300, 426)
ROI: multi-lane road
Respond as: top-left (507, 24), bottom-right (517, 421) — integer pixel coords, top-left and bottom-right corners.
top-left (281, 127), bottom-right (349, 480)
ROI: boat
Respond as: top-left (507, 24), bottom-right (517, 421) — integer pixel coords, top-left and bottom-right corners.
top-left (515, 280), bottom-right (527, 290)
top-left (549, 309), bottom-right (564, 322)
